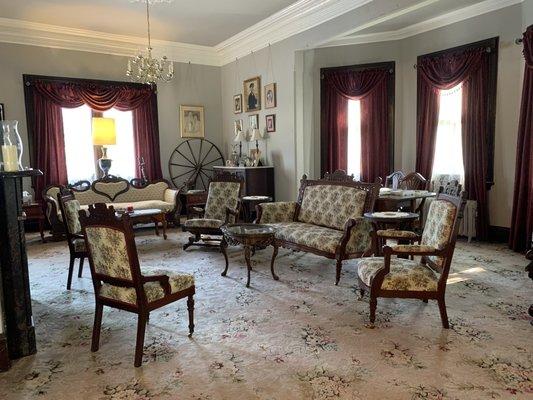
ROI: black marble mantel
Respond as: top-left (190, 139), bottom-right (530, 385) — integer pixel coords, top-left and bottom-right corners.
top-left (0, 169), bottom-right (43, 368)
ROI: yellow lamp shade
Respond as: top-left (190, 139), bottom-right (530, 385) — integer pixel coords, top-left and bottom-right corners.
top-left (92, 117), bottom-right (116, 146)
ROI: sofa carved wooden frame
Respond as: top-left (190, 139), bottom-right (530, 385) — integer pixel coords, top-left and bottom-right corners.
top-left (358, 192), bottom-right (466, 328)
top-left (257, 170), bottom-right (381, 285)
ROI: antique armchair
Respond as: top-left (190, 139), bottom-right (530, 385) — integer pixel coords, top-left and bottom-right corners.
top-left (384, 171), bottom-right (405, 189)
top-left (79, 203), bottom-right (195, 367)
top-left (182, 172), bottom-right (243, 250)
top-left (57, 190), bottom-right (88, 290)
top-left (398, 172), bottom-right (428, 190)
top-left (357, 192), bottom-right (466, 328)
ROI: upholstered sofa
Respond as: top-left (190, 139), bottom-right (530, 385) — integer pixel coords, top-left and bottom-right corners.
top-left (44, 176), bottom-right (180, 236)
top-left (256, 171), bottom-right (381, 285)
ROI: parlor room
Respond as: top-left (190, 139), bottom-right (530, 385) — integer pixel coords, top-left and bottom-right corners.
top-left (0, 0), bottom-right (531, 399)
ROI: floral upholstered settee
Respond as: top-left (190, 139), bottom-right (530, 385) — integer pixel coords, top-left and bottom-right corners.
top-left (44, 176), bottom-right (180, 236)
top-left (256, 171), bottom-right (381, 285)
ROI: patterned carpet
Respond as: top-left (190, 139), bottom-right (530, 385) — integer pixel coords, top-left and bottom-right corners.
top-left (0, 228), bottom-right (531, 399)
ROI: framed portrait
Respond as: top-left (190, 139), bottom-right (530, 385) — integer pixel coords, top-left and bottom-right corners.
top-left (233, 94), bottom-right (242, 114)
top-left (265, 114), bottom-right (276, 133)
top-left (264, 83), bottom-right (277, 109)
top-left (249, 114), bottom-right (259, 130)
top-left (180, 105), bottom-right (205, 138)
top-left (234, 119), bottom-right (243, 135)
top-left (243, 76), bottom-right (261, 112)
top-left (0, 103), bottom-right (4, 121)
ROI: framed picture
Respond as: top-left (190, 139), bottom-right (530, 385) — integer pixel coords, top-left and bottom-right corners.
top-left (264, 83), bottom-right (277, 109)
top-left (0, 103), bottom-right (4, 121)
top-left (233, 94), bottom-right (242, 114)
top-left (234, 119), bottom-right (243, 135)
top-left (266, 114), bottom-right (276, 133)
top-left (243, 76), bottom-right (261, 112)
top-left (249, 114), bottom-right (259, 130)
top-left (180, 105), bottom-right (205, 138)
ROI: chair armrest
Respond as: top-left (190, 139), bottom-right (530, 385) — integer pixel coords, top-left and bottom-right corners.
top-left (142, 274), bottom-right (171, 295)
top-left (187, 205), bottom-right (205, 219)
top-left (255, 201), bottom-right (297, 223)
top-left (225, 201), bottom-right (241, 224)
top-left (377, 229), bottom-right (420, 241)
top-left (340, 218), bottom-right (374, 256)
top-left (384, 244), bottom-right (442, 256)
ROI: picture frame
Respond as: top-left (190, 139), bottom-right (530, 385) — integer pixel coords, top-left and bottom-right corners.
top-left (234, 119), bottom-right (243, 135)
top-left (243, 76), bottom-right (261, 112)
top-left (264, 83), bottom-right (277, 109)
top-left (233, 94), bottom-right (243, 114)
top-left (249, 114), bottom-right (259, 130)
top-left (179, 105), bottom-right (205, 138)
top-left (265, 114), bottom-right (276, 133)
top-left (0, 103), bottom-right (4, 121)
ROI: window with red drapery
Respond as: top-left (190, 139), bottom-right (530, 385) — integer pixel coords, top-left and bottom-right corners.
top-left (320, 62), bottom-right (395, 183)
top-left (23, 75), bottom-right (163, 200)
top-left (415, 38), bottom-right (498, 241)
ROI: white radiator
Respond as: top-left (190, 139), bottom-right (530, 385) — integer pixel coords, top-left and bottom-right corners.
top-left (422, 198), bottom-right (477, 242)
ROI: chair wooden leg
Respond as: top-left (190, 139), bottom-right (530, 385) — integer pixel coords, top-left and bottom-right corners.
top-left (270, 244), bottom-right (279, 281)
top-left (67, 255), bottom-right (75, 290)
top-left (187, 295), bottom-right (195, 336)
top-left (335, 259), bottom-right (343, 285)
top-left (369, 296), bottom-right (377, 325)
top-left (437, 297), bottom-right (449, 329)
top-left (78, 257), bottom-right (84, 278)
top-left (91, 302), bottom-right (103, 352)
top-left (134, 312), bottom-right (148, 367)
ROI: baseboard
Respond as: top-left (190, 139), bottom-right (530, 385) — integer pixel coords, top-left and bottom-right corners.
top-left (488, 225), bottom-right (510, 243)
top-left (0, 335), bottom-right (11, 372)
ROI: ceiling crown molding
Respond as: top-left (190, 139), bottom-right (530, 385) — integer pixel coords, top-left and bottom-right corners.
top-left (322, 0), bottom-right (523, 47)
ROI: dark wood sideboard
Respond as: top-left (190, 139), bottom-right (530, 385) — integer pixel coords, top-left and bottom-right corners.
top-left (213, 166), bottom-right (275, 200)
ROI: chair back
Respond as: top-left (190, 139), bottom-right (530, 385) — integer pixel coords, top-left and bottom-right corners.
top-left (385, 171), bottom-right (405, 189)
top-left (440, 180), bottom-right (462, 196)
top-left (203, 172), bottom-right (243, 222)
top-left (420, 192), bottom-right (466, 278)
top-left (399, 172), bottom-right (428, 190)
top-left (57, 190), bottom-right (82, 243)
top-left (79, 203), bottom-right (142, 291)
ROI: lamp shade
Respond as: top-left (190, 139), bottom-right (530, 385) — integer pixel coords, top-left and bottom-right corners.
top-left (234, 130), bottom-right (246, 142)
top-left (92, 117), bottom-right (116, 146)
top-left (250, 128), bottom-right (262, 142)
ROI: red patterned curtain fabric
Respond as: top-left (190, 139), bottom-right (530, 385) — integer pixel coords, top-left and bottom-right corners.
top-left (509, 26), bottom-right (533, 251)
top-left (416, 47), bottom-right (490, 239)
top-left (322, 68), bottom-right (391, 182)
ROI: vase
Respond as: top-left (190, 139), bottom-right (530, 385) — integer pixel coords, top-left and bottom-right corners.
top-left (1, 120), bottom-right (24, 172)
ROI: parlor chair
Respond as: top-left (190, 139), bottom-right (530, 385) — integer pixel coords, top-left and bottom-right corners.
top-left (182, 172), bottom-right (243, 250)
top-left (398, 172), bottom-right (428, 190)
top-left (57, 190), bottom-right (88, 290)
top-left (384, 171), bottom-right (405, 189)
top-left (357, 192), bottom-right (466, 328)
top-left (79, 203), bottom-right (195, 367)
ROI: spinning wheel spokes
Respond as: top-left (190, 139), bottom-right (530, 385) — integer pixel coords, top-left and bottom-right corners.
top-left (168, 139), bottom-right (225, 191)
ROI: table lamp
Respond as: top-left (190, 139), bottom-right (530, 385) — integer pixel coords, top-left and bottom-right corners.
top-left (92, 117), bottom-right (116, 176)
top-left (234, 130), bottom-right (246, 160)
top-left (249, 128), bottom-right (262, 152)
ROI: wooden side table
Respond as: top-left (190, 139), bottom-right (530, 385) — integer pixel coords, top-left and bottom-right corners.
top-left (22, 203), bottom-right (45, 243)
top-left (241, 195), bottom-right (272, 222)
top-left (181, 190), bottom-right (208, 220)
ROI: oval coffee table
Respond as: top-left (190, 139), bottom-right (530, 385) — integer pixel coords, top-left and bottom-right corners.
top-left (220, 223), bottom-right (278, 288)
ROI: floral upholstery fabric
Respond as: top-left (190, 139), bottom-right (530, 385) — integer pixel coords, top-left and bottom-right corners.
top-left (421, 200), bottom-right (457, 267)
top-left (184, 218), bottom-right (224, 229)
top-left (85, 226), bottom-right (132, 280)
top-left (99, 268), bottom-right (194, 305)
top-left (258, 202), bottom-right (297, 223)
top-left (357, 257), bottom-right (439, 291)
top-left (204, 182), bottom-right (241, 222)
top-left (270, 222), bottom-right (342, 254)
top-left (72, 238), bottom-right (86, 252)
top-left (63, 200), bottom-right (82, 234)
top-left (377, 229), bottom-right (419, 240)
top-left (390, 244), bottom-right (438, 253)
top-left (298, 185), bottom-right (367, 230)
top-left (345, 218), bottom-right (373, 254)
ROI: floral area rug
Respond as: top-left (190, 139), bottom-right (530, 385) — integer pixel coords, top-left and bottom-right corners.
top-left (0, 229), bottom-right (531, 400)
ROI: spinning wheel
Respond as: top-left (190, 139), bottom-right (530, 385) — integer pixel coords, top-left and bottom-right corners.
top-left (168, 139), bottom-right (225, 190)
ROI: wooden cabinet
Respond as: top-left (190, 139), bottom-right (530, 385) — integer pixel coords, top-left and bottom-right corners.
top-left (213, 166), bottom-right (275, 200)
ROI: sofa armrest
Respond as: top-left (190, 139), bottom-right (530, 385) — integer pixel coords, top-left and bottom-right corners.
top-left (256, 201), bottom-right (297, 223)
top-left (164, 188), bottom-right (179, 205)
top-left (341, 218), bottom-right (374, 255)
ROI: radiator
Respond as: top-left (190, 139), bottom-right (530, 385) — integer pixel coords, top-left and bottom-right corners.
top-left (422, 199), bottom-right (477, 242)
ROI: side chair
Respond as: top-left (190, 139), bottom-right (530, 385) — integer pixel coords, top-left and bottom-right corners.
top-left (79, 203), bottom-right (195, 367)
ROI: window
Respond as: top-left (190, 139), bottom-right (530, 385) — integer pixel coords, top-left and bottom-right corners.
top-left (347, 99), bottom-right (362, 180)
top-left (61, 106), bottom-right (136, 183)
top-left (431, 84), bottom-right (464, 181)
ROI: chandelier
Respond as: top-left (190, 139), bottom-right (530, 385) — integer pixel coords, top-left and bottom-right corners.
top-left (126, 0), bottom-right (174, 85)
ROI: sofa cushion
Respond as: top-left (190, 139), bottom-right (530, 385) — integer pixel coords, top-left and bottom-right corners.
top-left (298, 185), bottom-right (367, 230)
top-left (114, 181), bottom-right (169, 203)
top-left (109, 200), bottom-right (175, 213)
top-left (270, 222), bottom-right (343, 254)
top-left (357, 257), bottom-right (439, 291)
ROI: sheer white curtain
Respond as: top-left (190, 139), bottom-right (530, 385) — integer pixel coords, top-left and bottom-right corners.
top-left (103, 108), bottom-right (136, 180)
top-left (347, 99), bottom-right (362, 180)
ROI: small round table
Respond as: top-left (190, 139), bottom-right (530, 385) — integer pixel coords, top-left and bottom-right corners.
top-left (364, 211), bottom-right (419, 256)
top-left (220, 223), bottom-right (278, 287)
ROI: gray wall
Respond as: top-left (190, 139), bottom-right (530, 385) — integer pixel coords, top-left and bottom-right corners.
top-left (524, 0), bottom-right (533, 28)
top-left (0, 42), bottom-right (222, 193)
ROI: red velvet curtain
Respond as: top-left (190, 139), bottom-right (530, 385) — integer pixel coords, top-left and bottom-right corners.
top-left (509, 26), bottom-right (533, 251)
top-left (29, 79), bottom-right (162, 197)
top-left (416, 47), bottom-right (490, 239)
top-left (323, 68), bottom-right (391, 182)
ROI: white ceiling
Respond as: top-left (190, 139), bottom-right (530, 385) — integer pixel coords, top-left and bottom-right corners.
top-left (0, 0), bottom-right (298, 46)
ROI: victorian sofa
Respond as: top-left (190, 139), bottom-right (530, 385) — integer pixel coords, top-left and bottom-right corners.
top-left (256, 171), bottom-right (381, 285)
top-left (44, 176), bottom-right (180, 236)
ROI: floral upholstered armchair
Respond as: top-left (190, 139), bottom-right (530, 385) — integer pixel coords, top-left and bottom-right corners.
top-left (182, 172), bottom-right (243, 250)
top-left (79, 203), bottom-right (195, 367)
top-left (357, 192), bottom-right (466, 328)
top-left (256, 171), bottom-right (381, 285)
top-left (57, 190), bottom-right (88, 290)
